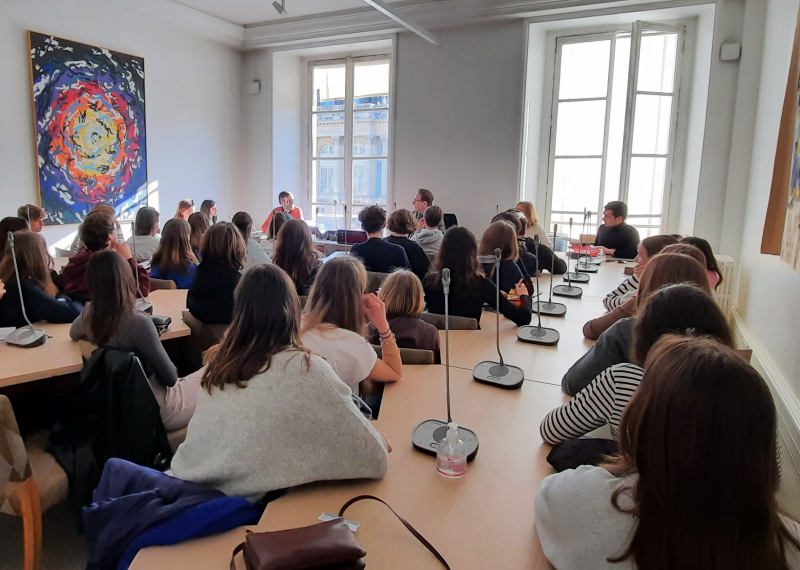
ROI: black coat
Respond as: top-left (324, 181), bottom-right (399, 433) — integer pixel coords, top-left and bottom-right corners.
top-left (187, 260), bottom-right (241, 325)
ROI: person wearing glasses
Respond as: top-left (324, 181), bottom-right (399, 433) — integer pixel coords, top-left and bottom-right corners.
top-left (411, 189), bottom-right (445, 232)
top-left (261, 191), bottom-right (304, 233)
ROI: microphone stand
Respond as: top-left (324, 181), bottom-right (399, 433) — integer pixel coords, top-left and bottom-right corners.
top-left (576, 209), bottom-right (598, 274)
top-left (533, 223), bottom-right (567, 316)
top-left (4, 232), bottom-right (47, 347)
top-left (517, 236), bottom-right (560, 346)
top-left (554, 218), bottom-right (583, 298)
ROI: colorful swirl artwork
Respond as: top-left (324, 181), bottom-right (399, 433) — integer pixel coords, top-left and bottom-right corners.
top-left (28, 32), bottom-right (148, 225)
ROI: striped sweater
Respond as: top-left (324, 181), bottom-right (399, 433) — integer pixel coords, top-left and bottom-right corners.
top-left (541, 363), bottom-right (644, 444)
top-left (603, 273), bottom-right (640, 311)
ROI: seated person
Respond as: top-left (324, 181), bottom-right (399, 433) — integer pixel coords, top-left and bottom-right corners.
top-left (0, 231), bottom-right (82, 327)
top-left (273, 219), bottom-right (321, 296)
top-left (126, 206), bottom-right (161, 262)
top-left (174, 199), bottom-right (194, 221)
top-left (71, 250), bottom-right (202, 431)
top-left (261, 191), bottom-right (304, 233)
top-left (478, 220), bottom-right (533, 294)
top-left (150, 219), bottom-right (199, 289)
top-left (681, 236), bottom-right (724, 290)
top-left (505, 208), bottom-right (568, 275)
top-left (350, 206), bottom-right (410, 274)
top-left (411, 206), bottom-right (445, 260)
top-left (593, 201), bottom-right (640, 260)
top-left (200, 200), bottom-right (217, 224)
top-left (187, 222), bottom-right (244, 325)
top-left (563, 252), bottom-right (711, 395)
top-left (188, 212), bottom-right (210, 261)
top-left (63, 210), bottom-right (150, 302)
top-left (0, 217), bottom-right (30, 258)
top-left (411, 189), bottom-right (446, 231)
top-left (536, 336), bottom-right (800, 569)
top-left (367, 270), bottom-right (440, 358)
top-left (515, 201), bottom-right (549, 243)
top-left (384, 209), bottom-right (431, 281)
top-left (232, 211), bottom-right (272, 273)
top-left (69, 204), bottom-right (126, 254)
top-left (603, 234), bottom-right (678, 311)
top-left (542, 284), bottom-right (733, 448)
top-left (171, 264), bottom-right (388, 501)
top-left (423, 227), bottom-right (532, 327)
top-left (18, 204), bottom-right (45, 232)
top-left (301, 256), bottom-right (403, 396)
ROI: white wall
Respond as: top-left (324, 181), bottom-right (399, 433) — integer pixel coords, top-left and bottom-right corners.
top-left (393, 21), bottom-right (526, 233)
top-left (736, 0), bottom-right (800, 396)
top-left (272, 52), bottom-right (303, 214)
top-left (0, 0), bottom-right (243, 249)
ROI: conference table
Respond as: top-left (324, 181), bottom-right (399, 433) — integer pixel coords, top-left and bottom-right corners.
top-left (0, 289), bottom-right (191, 388)
top-left (130, 258), bottom-right (634, 570)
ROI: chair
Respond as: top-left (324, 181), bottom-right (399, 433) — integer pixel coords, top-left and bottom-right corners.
top-left (181, 311), bottom-right (228, 371)
top-left (366, 272), bottom-right (389, 294)
top-left (150, 278), bottom-right (177, 290)
top-left (371, 345), bottom-right (436, 365)
top-left (419, 312), bottom-right (479, 331)
top-left (1, 395), bottom-right (68, 570)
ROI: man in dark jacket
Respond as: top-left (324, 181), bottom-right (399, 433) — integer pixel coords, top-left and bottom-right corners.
top-left (351, 206), bottom-right (410, 273)
top-left (593, 201), bottom-right (640, 260)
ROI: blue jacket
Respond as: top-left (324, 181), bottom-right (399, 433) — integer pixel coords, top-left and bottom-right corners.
top-left (351, 238), bottom-right (410, 273)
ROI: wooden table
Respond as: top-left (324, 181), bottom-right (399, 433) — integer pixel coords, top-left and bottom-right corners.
top-left (131, 366), bottom-right (567, 570)
top-left (0, 289), bottom-right (191, 388)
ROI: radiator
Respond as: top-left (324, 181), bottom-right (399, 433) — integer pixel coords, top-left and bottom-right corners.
top-left (713, 254), bottom-right (736, 318)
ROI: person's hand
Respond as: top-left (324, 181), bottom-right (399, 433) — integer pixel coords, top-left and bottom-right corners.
top-left (416, 217), bottom-right (426, 231)
top-left (111, 241), bottom-right (133, 260)
top-left (515, 279), bottom-right (529, 297)
top-left (362, 293), bottom-right (389, 331)
top-left (381, 433), bottom-right (393, 453)
top-left (0, 278), bottom-right (5, 301)
top-left (600, 246), bottom-right (615, 256)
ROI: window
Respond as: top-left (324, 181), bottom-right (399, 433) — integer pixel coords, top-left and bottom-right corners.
top-left (309, 56), bottom-right (391, 231)
top-left (545, 22), bottom-right (684, 238)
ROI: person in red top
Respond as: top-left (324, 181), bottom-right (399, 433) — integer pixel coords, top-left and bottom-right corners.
top-left (63, 210), bottom-right (150, 303)
top-left (261, 191), bottom-right (304, 233)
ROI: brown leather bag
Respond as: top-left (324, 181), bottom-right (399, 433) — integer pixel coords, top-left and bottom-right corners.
top-left (230, 495), bottom-right (451, 570)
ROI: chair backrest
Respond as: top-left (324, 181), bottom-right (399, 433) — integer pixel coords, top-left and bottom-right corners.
top-left (366, 271), bottom-right (390, 294)
top-left (0, 395), bottom-right (32, 515)
top-left (150, 278), bottom-right (177, 290)
top-left (419, 311), bottom-right (479, 330)
top-left (371, 345), bottom-right (436, 365)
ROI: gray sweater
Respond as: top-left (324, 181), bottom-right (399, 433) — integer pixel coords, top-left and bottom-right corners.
top-left (411, 228), bottom-right (444, 258)
top-left (170, 350), bottom-right (388, 501)
top-left (562, 317), bottom-right (635, 396)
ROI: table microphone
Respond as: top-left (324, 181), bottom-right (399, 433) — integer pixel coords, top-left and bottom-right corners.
top-left (554, 218), bottom-right (583, 298)
top-left (565, 210), bottom-right (589, 283)
top-left (473, 248), bottom-right (525, 389)
top-left (576, 209), bottom-right (599, 274)
top-left (4, 232), bottom-right (46, 348)
top-left (533, 223), bottom-right (567, 316)
top-left (130, 220), bottom-right (153, 315)
top-left (517, 236), bottom-right (559, 346)
top-left (412, 268), bottom-right (479, 461)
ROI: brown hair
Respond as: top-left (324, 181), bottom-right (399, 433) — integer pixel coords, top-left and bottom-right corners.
top-left (81, 211), bottom-right (116, 252)
top-left (18, 205), bottom-right (45, 221)
top-left (174, 199), bottom-right (194, 219)
top-left (516, 201), bottom-right (539, 226)
top-left (0, 231), bottom-right (58, 297)
top-left (417, 189), bottom-right (434, 206)
top-left (200, 222), bottom-right (245, 270)
top-left (134, 207), bottom-right (159, 236)
top-left (231, 211), bottom-right (253, 241)
top-left (188, 212), bottom-right (211, 252)
top-left (202, 264), bottom-right (309, 392)
top-left (424, 226), bottom-right (484, 296)
top-left (267, 212), bottom-right (290, 239)
top-left (635, 252), bottom-right (711, 309)
top-left (378, 270), bottom-right (425, 319)
top-left (479, 221), bottom-right (519, 261)
top-left (681, 236), bottom-right (724, 290)
top-left (660, 243), bottom-right (706, 266)
top-left (303, 255), bottom-right (367, 335)
top-left (274, 219), bottom-right (318, 292)
top-left (606, 335), bottom-right (799, 568)
top-left (151, 219), bottom-right (198, 275)
top-left (358, 205), bottom-right (387, 234)
top-left (85, 250), bottom-right (136, 346)
top-left (387, 209), bottom-right (417, 235)
top-left (492, 210), bottom-right (526, 236)
top-left (630, 283), bottom-right (733, 365)
top-left (424, 205), bottom-right (443, 228)
top-left (640, 234), bottom-right (679, 257)
top-left (0, 217), bottom-right (30, 255)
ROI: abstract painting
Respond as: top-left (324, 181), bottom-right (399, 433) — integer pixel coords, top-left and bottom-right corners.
top-left (28, 32), bottom-right (148, 225)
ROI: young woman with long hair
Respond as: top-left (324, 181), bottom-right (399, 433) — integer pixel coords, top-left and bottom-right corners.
top-left (0, 231), bottom-right (82, 327)
top-left (126, 207), bottom-right (161, 261)
top-left (70, 250), bottom-right (201, 430)
top-left (301, 256), bottom-right (403, 395)
top-left (537, 335), bottom-right (800, 569)
top-left (273, 219), bottom-right (321, 296)
top-left (174, 199), bottom-right (194, 221)
top-left (232, 211), bottom-right (272, 272)
top-left (200, 200), bottom-right (218, 224)
top-left (187, 222), bottom-right (245, 324)
top-left (171, 264), bottom-right (389, 501)
top-left (564, 252), bottom-right (711, 395)
top-left (501, 207), bottom-right (567, 275)
top-left (423, 226), bottom-right (532, 327)
top-left (0, 217), bottom-right (29, 261)
top-left (150, 219), bottom-right (199, 288)
top-left (477, 220), bottom-right (531, 294)
top-left (188, 212), bottom-right (211, 260)
top-left (384, 209), bottom-right (430, 281)
top-left (681, 236), bottom-right (724, 290)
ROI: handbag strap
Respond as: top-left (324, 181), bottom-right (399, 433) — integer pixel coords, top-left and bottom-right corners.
top-left (338, 495), bottom-right (452, 570)
top-left (230, 541), bottom-right (245, 570)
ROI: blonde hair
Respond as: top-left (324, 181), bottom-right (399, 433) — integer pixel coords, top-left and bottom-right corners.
top-left (516, 201), bottom-right (539, 227)
top-left (303, 256), bottom-right (367, 334)
top-left (174, 199), bottom-right (194, 219)
top-left (378, 270), bottom-right (425, 320)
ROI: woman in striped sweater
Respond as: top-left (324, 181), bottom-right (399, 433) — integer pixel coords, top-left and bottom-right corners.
top-left (602, 234), bottom-right (678, 311)
top-left (542, 283), bottom-right (733, 446)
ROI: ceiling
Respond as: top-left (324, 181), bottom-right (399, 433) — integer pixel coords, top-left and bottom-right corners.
top-left (171, 0), bottom-right (414, 26)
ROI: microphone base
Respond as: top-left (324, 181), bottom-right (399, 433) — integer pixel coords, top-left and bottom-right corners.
top-left (553, 285), bottom-right (583, 298)
top-left (563, 272), bottom-right (590, 283)
top-left (582, 257), bottom-right (602, 265)
top-left (136, 299), bottom-right (154, 315)
top-left (517, 326), bottom-right (560, 346)
top-left (5, 326), bottom-right (47, 348)
top-left (412, 419), bottom-right (479, 462)
top-left (576, 264), bottom-right (599, 273)
top-left (472, 361), bottom-right (525, 390)
top-left (533, 301), bottom-right (567, 317)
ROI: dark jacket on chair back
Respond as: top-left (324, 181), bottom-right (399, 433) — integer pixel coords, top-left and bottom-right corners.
top-left (187, 260), bottom-right (241, 325)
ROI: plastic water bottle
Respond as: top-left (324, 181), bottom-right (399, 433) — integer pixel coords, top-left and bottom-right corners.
top-left (437, 422), bottom-right (467, 478)
top-left (597, 249), bottom-right (606, 262)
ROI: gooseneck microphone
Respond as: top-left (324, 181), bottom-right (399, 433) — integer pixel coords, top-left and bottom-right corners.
top-left (131, 221), bottom-right (153, 315)
top-left (576, 210), bottom-right (599, 273)
top-left (534, 223), bottom-right (567, 316)
top-left (412, 268), bottom-right (479, 461)
top-left (4, 232), bottom-right (46, 348)
top-left (517, 235), bottom-right (560, 346)
top-left (554, 218), bottom-right (583, 298)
